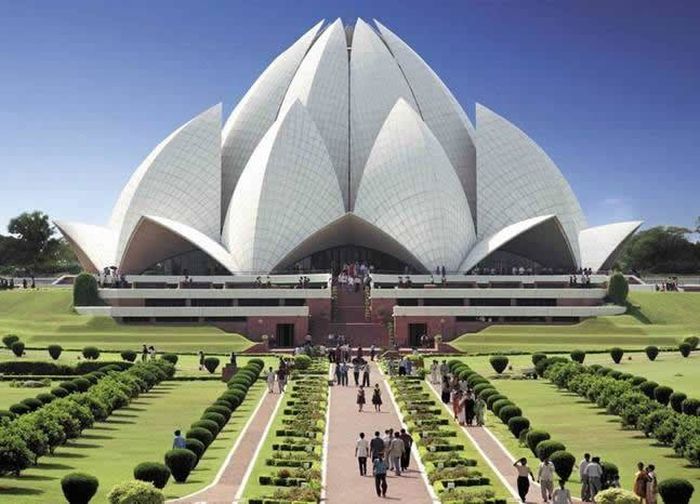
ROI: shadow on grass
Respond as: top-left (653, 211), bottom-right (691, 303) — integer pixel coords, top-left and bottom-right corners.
top-left (106, 419), bottom-right (136, 425)
top-left (111, 412), bottom-right (138, 418)
top-left (92, 425), bottom-right (117, 431)
top-left (36, 462), bottom-right (73, 471)
top-left (51, 452), bottom-right (87, 459)
top-left (67, 442), bottom-right (101, 449)
top-left (0, 486), bottom-right (44, 496)
top-left (82, 433), bottom-right (113, 440)
top-left (626, 302), bottom-right (652, 324)
top-left (11, 473), bottom-right (57, 482)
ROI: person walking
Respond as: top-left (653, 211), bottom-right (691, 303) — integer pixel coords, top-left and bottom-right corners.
top-left (398, 356), bottom-right (407, 376)
top-left (369, 431), bottom-right (384, 460)
top-left (645, 464), bottom-right (658, 504)
top-left (388, 432), bottom-right (405, 476)
top-left (355, 432), bottom-right (369, 476)
top-left (634, 462), bottom-right (647, 503)
top-left (266, 367), bottom-right (276, 393)
top-left (362, 362), bottom-right (371, 387)
top-left (353, 360), bottom-right (361, 386)
top-left (441, 375), bottom-right (451, 404)
top-left (451, 388), bottom-right (463, 422)
top-left (172, 429), bottom-right (186, 449)
top-left (370, 344), bottom-right (376, 361)
top-left (335, 362), bottom-right (342, 385)
top-left (277, 366), bottom-right (287, 393)
top-left (340, 361), bottom-right (349, 386)
top-left (356, 386), bottom-right (366, 412)
top-left (382, 429), bottom-right (393, 468)
top-left (430, 360), bottom-right (440, 384)
top-left (142, 344), bottom-right (149, 363)
top-left (399, 428), bottom-right (413, 471)
top-left (373, 456), bottom-right (388, 497)
top-left (579, 453), bottom-right (591, 501)
top-left (513, 458), bottom-right (534, 503)
top-left (372, 384), bottom-right (383, 412)
top-left (552, 480), bottom-right (574, 504)
top-left (464, 391), bottom-right (476, 426)
top-left (198, 350), bottom-right (205, 370)
top-left (475, 395), bottom-right (486, 426)
top-left (585, 456), bottom-right (604, 500)
top-left (538, 456), bottom-right (556, 502)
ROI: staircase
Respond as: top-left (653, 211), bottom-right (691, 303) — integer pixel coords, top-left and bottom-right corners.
top-left (330, 287), bottom-right (388, 348)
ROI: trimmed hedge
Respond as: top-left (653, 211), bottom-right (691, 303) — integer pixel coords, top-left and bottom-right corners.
top-left (489, 355), bottom-right (509, 374)
top-left (164, 449), bottom-right (197, 483)
top-left (133, 462), bottom-right (171, 489)
top-left (61, 472), bottom-right (99, 504)
top-left (610, 347), bottom-right (624, 364)
top-left (48, 344), bottom-right (63, 360)
top-left (570, 350), bottom-right (586, 364)
top-left (536, 440), bottom-right (566, 461)
top-left (658, 478), bottom-right (694, 504)
top-left (645, 345), bottom-right (659, 361)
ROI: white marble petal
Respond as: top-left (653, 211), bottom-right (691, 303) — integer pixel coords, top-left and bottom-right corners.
top-left (54, 221), bottom-right (116, 272)
top-left (579, 221), bottom-right (643, 272)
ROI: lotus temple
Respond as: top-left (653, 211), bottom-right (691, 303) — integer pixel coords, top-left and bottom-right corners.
top-left (56, 19), bottom-right (643, 347)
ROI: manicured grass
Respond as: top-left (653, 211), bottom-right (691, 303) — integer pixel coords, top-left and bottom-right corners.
top-left (0, 289), bottom-right (254, 353)
top-left (0, 380), bottom-right (225, 503)
top-left (0, 381), bottom-right (58, 410)
top-left (460, 356), bottom-right (700, 502)
top-left (450, 292), bottom-right (700, 353)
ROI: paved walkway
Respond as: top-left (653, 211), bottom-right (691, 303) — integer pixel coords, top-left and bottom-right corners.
top-left (169, 390), bottom-right (281, 504)
top-left (325, 362), bottom-right (435, 503)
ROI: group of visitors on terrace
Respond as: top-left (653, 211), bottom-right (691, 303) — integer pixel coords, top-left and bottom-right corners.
top-left (655, 276), bottom-right (680, 291)
top-left (335, 261), bottom-right (373, 292)
top-left (569, 268), bottom-right (594, 288)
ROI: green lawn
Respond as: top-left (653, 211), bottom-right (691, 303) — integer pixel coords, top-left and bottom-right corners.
top-left (450, 292), bottom-right (700, 353)
top-left (0, 289), bottom-right (254, 353)
top-left (459, 356), bottom-right (700, 502)
top-left (0, 380), bottom-right (231, 503)
top-left (0, 381), bottom-right (58, 410)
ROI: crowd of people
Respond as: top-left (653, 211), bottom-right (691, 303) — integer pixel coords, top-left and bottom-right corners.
top-left (335, 261), bottom-right (373, 292)
top-left (569, 268), bottom-right (594, 288)
top-left (0, 276), bottom-right (36, 289)
top-left (430, 360), bottom-right (487, 426)
top-left (655, 276), bottom-right (680, 291)
top-left (355, 428), bottom-right (415, 497)
top-left (265, 359), bottom-right (289, 394)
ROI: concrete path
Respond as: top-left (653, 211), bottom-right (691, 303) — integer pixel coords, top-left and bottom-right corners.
top-left (169, 390), bottom-right (282, 504)
top-left (325, 362), bottom-right (435, 503)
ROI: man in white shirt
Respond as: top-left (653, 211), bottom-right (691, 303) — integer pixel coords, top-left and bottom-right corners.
top-left (585, 456), bottom-right (603, 500)
top-left (578, 453), bottom-right (591, 501)
top-left (537, 457), bottom-right (556, 502)
top-left (355, 432), bottom-right (370, 476)
top-left (552, 480), bottom-right (573, 504)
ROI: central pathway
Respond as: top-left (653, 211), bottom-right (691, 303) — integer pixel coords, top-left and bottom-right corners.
top-left (325, 361), bottom-right (434, 503)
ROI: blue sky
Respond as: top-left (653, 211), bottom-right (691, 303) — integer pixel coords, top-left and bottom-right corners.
top-left (0, 0), bottom-right (698, 233)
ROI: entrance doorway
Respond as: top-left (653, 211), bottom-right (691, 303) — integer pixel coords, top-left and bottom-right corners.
top-left (276, 323), bottom-right (295, 348)
top-left (408, 323), bottom-right (427, 348)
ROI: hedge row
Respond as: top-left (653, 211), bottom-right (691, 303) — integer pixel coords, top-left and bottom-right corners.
top-left (0, 360), bottom-right (133, 376)
top-left (160, 358), bottom-right (264, 484)
top-left (545, 361), bottom-right (700, 467)
top-left (0, 360), bottom-right (174, 477)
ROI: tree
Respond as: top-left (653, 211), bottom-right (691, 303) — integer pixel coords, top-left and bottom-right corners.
top-left (618, 226), bottom-right (700, 273)
top-left (607, 273), bottom-right (629, 305)
top-left (6, 211), bottom-right (59, 270)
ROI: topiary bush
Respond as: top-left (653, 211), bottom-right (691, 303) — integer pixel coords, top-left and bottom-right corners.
top-left (489, 355), bottom-right (509, 374)
top-left (531, 353), bottom-right (547, 366)
top-left (82, 346), bottom-right (100, 360)
top-left (507, 416), bottom-right (530, 438)
top-left (295, 354), bottom-right (312, 370)
top-left (20, 397), bottom-right (43, 412)
top-left (681, 398), bottom-right (700, 416)
top-left (204, 404), bottom-right (232, 420)
top-left (73, 272), bottom-right (100, 307)
top-left (549, 450), bottom-right (575, 481)
top-left (61, 472), bottom-right (99, 504)
top-left (11, 340), bottom-right (25, 357)
top-left (654, 386), bottom-right (674, 406)
top-left (0, 432), bottom-right (34, 475)
top-left (638, 381), bottom-right (659, 399)
top-left (670, 392), bottom-right (688, 413)
top-left (492, 399), bottom-right (514, 417)
top-left (186, 427), bottom-right (214, 448)
top-left (610, 347), bottom-right (624, 364)
top-left (203, 357), bottom-right (220, 374)
top-left (499, 405), bottom-right (522, 424)
top-left (595, 488), bottom-right (640, 504)
top-left (191, 419), bottom-right (220, 437)
top-left (107, 479), bottom-right (165, 504)
top-left (36, 392), bottom-right (56, 404)
top-left (120, 350), bottom-right (137, 362)
top-left (161, 353), bottom-right (178, 365)
top-left (645, 345), bottom-right (659, 361)
top-left (184, 438), bottom-right (205, 462)
top-left (51, 386), bottom-right (70, 398)
top-left (48, 344), bottom-right (63, 360)
top-left (164, 448), bottom-right (197, 483)
top-left (658, 478), bottom-right (695, 504)
top-left (2, 334), bottom-right (20, 349)
top-left (570, 350), bottom-right (586, 363)
top-left (684, 336), bottom-right (699, 350)
top-left (536, 440), bottom-right (566, 461)
top-left (133, 462), bottom-right (171, 489)
top-left (679, 343), bottom-right (692, 358)
top-left (201, 411), bottom-right (227, 430)
top-left (9, 403), bottom-right (31, 416)
top-left (526, 430), bottom-right (551, 456)
top-left (486, 394), bottom-right (507, 410)
top-left (607, 272), bottom-right (629, 305)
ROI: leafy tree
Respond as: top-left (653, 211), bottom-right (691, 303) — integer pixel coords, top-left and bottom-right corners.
top-left (6, 211), bottom-right (60, 270)
top-left (618, 226), bottom-right (700, 273)
top-left (607, 273), bottom-right (629, 305)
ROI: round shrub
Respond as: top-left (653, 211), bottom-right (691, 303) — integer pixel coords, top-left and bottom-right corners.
top-left (610, 347), bottom-right (624, 364)
top-left (607, 271), bottom-right (629, 305)
top-left (161, 353), bottom-right (178, 365)
top-left (658, 478), bottom-right (695, 504)
top-left (164, 448), bottom-right (197, 483)
top-left (630, 376), bottom-right (647, 386)
top-left (608, 370), bottom-right (622, 380)
top-left (59, 380), bottom-right (78, 393)
top-left (202, 411), bottom-right (227, 430)
top-left (670, 392), bottom-right (688, 413)
top-left (645, 345), bottom-right (659, 361)
top-left (536, 356), bottom-right (568, 377)
top-left (486, 394), bottom-right (507, 409)
top-left (295, 354), bottom-right (312, 370)
top-left (213, 399), bottom-right (235, 411)
top-left (73, 377), bottom-right (92, 392)
top-left (526, 430), bottom-right (551, 456)
top-left (218, 394), bottom-right (240, 409)
top-left (638, 381), bottom-right (659, 399)
top-left (536, 440), bottom-right (566, 461)
top-left (531, 353), bottom-right (547, 366)
top-left (228, 384), bottom-right (248, 396)
top-left (107, 479), bottom-right (165, 504)
top-left (570, 350), bottom-right (586, 363)
top-left (82, 346), bottom-right (100, 360)
top-left (73, 272), bottom-right (99, 306)
top-left (51, 386), bottom-right (70, 398)
top-left (472, 383), bottom-right (492, 396)
top-left (120, 350), bottom-right (137, 362)
top-left (203, 357), bottom-right (220, 374)
top-left (20, 397), bottom-right (43, 411)
top-left (595, 488), bottom-right (640, 504)
top-left (679, 343), bottom-right (692, 358)
top-left (2, 334), bottom-right (20, 349)
top-left (11, 341), bottom-right (25, 357)
top-left (184, 438), bottom-right (205, 462)
top-left (507, 416), bottom-right (530, 438)
top-left (654, 386), bottom-right (674, 406)
top-left (9, 403), bottom-right (31, 416)
top-left (133, 462), bottom-right (171, 489)
top-left (489, 355), bottom-right (509, 374)
top-left (549, 450), bottom-right (575, 481)
top-left (0, 410), bottom-right (16, 421)
top-left (681, 398), bottom-right (700, 416)
top-left (61, 472), bottom-right (99, 504)
top-left (597, 367), bottom-right (613, 376)
top-left (492, 399), bottom-right (513, 417)
top-left (458, 368), bottom-right (475, 381)
top-left (191, 420), bottom-right (220, 437)
top-left (684, 336), bottom-right (699, 350)
top-left (186, 427), bottom-right (214, 448)
top-left (204, 405), bottom-right (232, 420)
top-left (224, 390), bottom-right (245, 406)
top-left (478, 388), bottom-right (498, 402)
top-left (499, 405), bottom-right (522, 424)
top-left (48, 344), bottom-right (63, 360)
